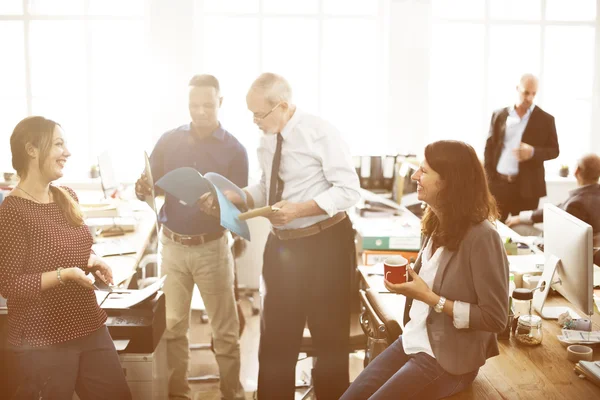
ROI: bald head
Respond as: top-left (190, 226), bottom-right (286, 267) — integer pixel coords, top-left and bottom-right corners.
top-left (577, 153), bottom-right (600, 184)
top-left (248, 72), bottom-right (293, 106)
top-left (519, 73), bottom-right (538, 88)
top-left (516, 73), bottom-right (538, 110)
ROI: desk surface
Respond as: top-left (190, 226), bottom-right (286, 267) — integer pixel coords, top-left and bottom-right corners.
top-left (358, 265), bottom-right (600, 399)
top-left (96, 209), bottom-right (156, 287)
top-left (78, 188), bottom-right (159, 288)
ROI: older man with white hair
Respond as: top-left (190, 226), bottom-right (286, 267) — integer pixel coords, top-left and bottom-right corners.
top-left (240, 72), bottom-right (360, 399)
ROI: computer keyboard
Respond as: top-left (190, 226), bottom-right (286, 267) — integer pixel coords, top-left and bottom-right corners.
top-left (93, 238), bottom-right (137, 257)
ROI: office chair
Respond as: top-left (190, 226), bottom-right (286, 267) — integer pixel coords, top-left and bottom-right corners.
top-left (294, 287), bottom-right (388, 399)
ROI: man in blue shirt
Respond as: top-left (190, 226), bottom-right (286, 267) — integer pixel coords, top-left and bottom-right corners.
top-left (135, 74), bottom-right (248, 400)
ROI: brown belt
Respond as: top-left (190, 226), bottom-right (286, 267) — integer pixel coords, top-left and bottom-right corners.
top-left (162, 225), bottom-right (224, 246)
top-left (496, 173), bottom-right (518, 183)
top-left (273, 212), bottom-right (347, 241)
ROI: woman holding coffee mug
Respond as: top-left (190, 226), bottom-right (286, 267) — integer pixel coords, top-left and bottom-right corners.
top-left (341, 140), bottom-right (509, 399)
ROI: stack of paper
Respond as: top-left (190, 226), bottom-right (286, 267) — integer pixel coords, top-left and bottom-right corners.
top-left (557, 329), bottom-right (600, 345)
top-left (81, 202), bottom-right (119, 218)
top-left (575, 361), bottom-right (600, 387)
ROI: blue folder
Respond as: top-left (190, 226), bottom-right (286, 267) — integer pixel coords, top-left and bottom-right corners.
top-left (155, 167), bottom-right (251, 241)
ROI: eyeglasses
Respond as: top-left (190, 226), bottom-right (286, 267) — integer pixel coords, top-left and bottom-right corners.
top-left (253, 102), bottom-right (282, 121)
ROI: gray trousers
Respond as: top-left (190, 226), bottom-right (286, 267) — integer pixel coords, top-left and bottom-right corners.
top-left (11, 325), bottom-right (131, 400)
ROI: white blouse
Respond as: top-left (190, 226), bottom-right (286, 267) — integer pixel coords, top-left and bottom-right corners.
top-left (401, 240), bottom-right (471, 357)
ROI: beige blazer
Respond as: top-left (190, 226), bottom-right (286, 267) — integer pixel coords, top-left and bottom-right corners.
top-left (403, 220), bottom-right (510, 375)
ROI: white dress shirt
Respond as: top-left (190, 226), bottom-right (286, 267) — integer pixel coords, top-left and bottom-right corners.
top-left (402, 240), bottom-right (471, 358)
top-left (246, 109), bottom-right (361, 230)
top-left (496, 104), bottom-right (535, 176)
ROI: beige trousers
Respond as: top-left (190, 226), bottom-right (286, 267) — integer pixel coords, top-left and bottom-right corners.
top-left (159, 232), bottom-right (245, 400)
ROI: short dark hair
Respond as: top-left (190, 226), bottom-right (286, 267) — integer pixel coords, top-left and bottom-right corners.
top-left (578, 153), bottom-right (600, 182)
top-left (188, 74), bottom-right (220, 93)
top-left (421, 140), bottom-right (499, 251)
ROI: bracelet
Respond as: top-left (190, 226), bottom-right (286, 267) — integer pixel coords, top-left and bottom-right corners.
top-left (56, 267), bottom-right (66, 285)
top-left (434, 296), bottom-right (446, 313)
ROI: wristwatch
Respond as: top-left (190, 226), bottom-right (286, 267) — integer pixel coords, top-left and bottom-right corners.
top-left (434, 296), bottom-right (446, 313)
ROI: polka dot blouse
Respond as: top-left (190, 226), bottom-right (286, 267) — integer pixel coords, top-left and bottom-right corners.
top-left (0, 187), bottom-right (106, 347)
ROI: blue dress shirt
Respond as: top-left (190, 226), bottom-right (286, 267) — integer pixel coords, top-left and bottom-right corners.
top-left (149, 123), bottom-right (248, 235)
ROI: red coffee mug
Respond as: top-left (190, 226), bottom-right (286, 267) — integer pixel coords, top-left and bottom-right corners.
top-left (384, 255), bottom-right (408, 284)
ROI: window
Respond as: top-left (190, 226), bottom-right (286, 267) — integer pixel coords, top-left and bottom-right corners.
top-left (0, 22), bottom-right (26, 172)
top-left (430, 0), bottom-right (598, 172)
top-left (0, 1), bottom-right (147, 180)
top-left (194, 0), bottom-right (387, 178)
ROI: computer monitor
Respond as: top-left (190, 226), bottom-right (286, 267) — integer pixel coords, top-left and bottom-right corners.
top-left (533, 204), bottom-right (594, 318)
top-left (393, 159), bottom-right (418, 204)
top-left (97, 151), bottom-right (118, 199)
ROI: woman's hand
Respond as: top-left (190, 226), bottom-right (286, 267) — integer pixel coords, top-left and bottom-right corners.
top-left (86, 254), bottom-right (114, 285)
top-left (63, 267), bottom-right (95, 289)
top-left (384, 265), bottom-right (437, 305)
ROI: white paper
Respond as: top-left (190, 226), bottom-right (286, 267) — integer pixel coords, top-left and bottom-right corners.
top-left (144, 151), bottom-right (160, 239)
top-left (507, 254), bottom-right (546, 274)
top-left (101, 275), bottom-right (166, 309)
top-left (113, 339), bottom-right (130, 351)
top-left (95, 290), bottom-right (110, 305)
top-left (561, 329), bottom-right (600, 343)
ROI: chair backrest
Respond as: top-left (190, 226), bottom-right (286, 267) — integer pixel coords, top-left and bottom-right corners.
top-left (365, 288), bottom-right (403, 344)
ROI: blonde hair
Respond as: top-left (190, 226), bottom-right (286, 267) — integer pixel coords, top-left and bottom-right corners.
top-left (249, 72), bottom-right (293, 105)
top-left (10, 116), bottom-right (84, 226)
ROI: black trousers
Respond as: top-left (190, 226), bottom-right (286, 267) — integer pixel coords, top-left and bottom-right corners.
top-left (11, 325), bottom-right (131, 400)
top-left (257, 216), bottom-right (355, 400)
top-left (490, 178), bottom-right (539, 222)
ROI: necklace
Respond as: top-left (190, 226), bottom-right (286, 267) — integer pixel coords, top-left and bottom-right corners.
top-left (15, 186), bottom-right (52, 204)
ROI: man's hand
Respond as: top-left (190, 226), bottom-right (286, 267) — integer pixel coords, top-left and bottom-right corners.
top-left (268, 200), bottom-right (300, 226)
top-left (384, 265), bottom-right (437, 305)
top-left (223, 190), bottom-right (248, 212)
top-left (198, 193), bottom-right (220, 218)
top-left (135, 173), bottom-right (152, 197)
top-left (505, 216), bottom-right (521, 227)
top-left (513, 142), bottom-right (534, 162)
top-left (86, 254), bottom-right (114, 285)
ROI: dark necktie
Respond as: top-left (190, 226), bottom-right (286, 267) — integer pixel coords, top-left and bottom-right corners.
top-left (268, 133), bottom-right (284, 206)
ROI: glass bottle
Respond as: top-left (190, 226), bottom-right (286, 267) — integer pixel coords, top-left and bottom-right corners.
top-left (515, 314), bottom-right (543, 345)
top-left (512, 288), bottom-right (533, 319)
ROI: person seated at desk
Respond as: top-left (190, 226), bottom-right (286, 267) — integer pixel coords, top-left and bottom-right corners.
top-left (0, 116), bottom-right (131, 399)
top-left (341, 141), bottom-right (509, 400)
top-left (506, 153), bottom-right (600, 239)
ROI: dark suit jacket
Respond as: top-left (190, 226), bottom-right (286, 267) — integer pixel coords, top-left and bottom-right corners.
top-left (484, 106), bottom-right (559, 199)
top-left (403, 221), bottom-right (510, 375)
top-left (531, 184), bottom-right (600, 233)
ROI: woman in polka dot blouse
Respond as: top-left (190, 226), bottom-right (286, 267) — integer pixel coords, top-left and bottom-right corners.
top-left (0, 116), bottom-right (131, 399)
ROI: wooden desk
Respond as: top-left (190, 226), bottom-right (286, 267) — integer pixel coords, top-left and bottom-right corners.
top-left (358, 265), bottom-right (600, 399)
top-left (95, 209), bottom-right (157, 288)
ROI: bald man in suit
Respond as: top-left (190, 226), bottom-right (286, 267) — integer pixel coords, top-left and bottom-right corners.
top-left (484, 74), bottom-right (559, 221)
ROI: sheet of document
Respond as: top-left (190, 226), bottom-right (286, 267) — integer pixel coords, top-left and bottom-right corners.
top-left (144, 151), bottom-right (160, 239)
top-left (100, 275), bottom-right (166, 309)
